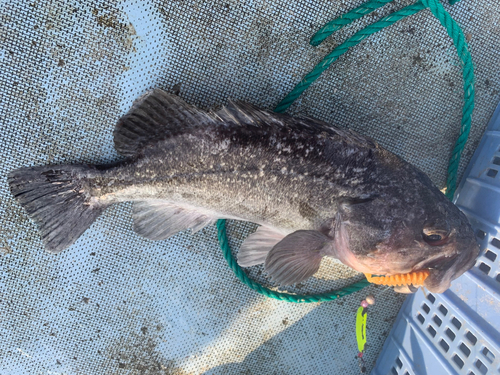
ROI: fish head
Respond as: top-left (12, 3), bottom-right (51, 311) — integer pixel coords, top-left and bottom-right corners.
top-left (327, 192), bottom-right (480, 294)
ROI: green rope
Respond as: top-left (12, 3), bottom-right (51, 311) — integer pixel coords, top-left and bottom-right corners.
top-left (274, 1), bottom-right (427, 114)
top-left (310, 0), bottom-right (395, 46)
top-left (419, 0), bottom-right (474, 199)
top-left (218, 0), bottom-right (474, 302)
top-left (310, 0), bottom-right (463, 47)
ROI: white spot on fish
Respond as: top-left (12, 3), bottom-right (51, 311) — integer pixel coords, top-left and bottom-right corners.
top-left (353, 167), bottom-right (367, 173)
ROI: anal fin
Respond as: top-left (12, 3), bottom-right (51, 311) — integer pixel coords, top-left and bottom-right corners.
top-left (132, 200), bottom-right (216, 241)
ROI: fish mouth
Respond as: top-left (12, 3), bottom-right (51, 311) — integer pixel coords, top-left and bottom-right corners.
top-left (335, 219), bottom-right (480, 294)
top-left (365, 253), bottom-right (467, 294)
top-left (422, 246), bottom-right (478, 293)
top-left (394, 244), bottom-right (479, 294)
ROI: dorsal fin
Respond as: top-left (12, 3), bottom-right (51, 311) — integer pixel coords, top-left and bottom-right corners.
top-left (216, 100), bottom-right (319, 130)
top-left (215, 101), bottom-right (375, 148)
top-left (216, 101), bottom-right (278, 128)
top-left (113, 89), bottom-right (218, 157)
top-left (114, 89), bottom-right (375, 157)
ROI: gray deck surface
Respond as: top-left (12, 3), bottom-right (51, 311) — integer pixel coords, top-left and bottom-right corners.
top-left (0, 0), bottom-right (499, 374)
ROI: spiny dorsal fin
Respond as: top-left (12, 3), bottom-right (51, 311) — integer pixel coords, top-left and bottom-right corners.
top-left (114, 89), bottom-right (218, 157)
top-left (114, 89), bottom-right (374, 157)
top-left (216, 100), bottom-right (376, 147)
top-left (216, 100), bottom-right (317, 130)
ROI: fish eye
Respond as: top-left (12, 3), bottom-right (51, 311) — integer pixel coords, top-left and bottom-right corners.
top-left (422, 222), bottom-right (449, 246)
top-left (423, 231), bottom-right (449, 246)
top-left (426, 234), bottom-right (442, 241)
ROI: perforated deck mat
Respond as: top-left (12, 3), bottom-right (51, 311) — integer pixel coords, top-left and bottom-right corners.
top-left (1, 0), bottom-right (499, 374)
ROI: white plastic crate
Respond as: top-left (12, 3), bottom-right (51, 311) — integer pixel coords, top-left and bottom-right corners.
top-left (373, 104), bottom-right (500, 375)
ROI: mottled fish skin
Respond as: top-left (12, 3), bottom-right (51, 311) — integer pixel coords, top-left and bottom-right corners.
top-left (8, 89), bottom-right (480, 293)
top-left (92, 110), bottom-right (379, 230)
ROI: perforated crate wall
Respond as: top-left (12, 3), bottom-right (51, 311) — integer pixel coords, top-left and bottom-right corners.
top-left (372, 104), bottom-right (500, 374)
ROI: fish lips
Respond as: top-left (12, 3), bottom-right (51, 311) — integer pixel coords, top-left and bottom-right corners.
top-left (414, 241), bottom-right (480, 294)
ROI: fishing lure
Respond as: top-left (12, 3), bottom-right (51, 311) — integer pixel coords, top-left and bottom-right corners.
top-left (364, 270), bottom-right (430, 286)
top-left (355, 294), bottom-right (375, 374)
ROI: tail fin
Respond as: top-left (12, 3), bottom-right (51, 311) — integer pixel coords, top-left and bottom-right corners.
top-left (8, 165), bottom-right (106, 253)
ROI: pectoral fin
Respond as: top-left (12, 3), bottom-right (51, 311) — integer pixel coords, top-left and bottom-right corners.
top-left (237, 226), bottom-right (289, 267)
top-left (264, 230), bottom-right (332, 286)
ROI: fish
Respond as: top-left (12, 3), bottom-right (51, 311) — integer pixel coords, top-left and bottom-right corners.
top-left (8, 89), bottom-right (479, 293)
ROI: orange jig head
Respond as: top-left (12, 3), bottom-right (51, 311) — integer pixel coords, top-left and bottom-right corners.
top-left (364, 270), bottom-right (430, 286)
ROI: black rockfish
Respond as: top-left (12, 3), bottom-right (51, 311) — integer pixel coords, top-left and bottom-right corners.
top-left (8, 89), bottom-right (479, 293)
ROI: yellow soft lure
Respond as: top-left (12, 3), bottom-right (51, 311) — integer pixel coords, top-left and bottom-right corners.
top-left (365, 270), bottom-right (430, 286)
top-left (356, 306), bottom-right (368, 352)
